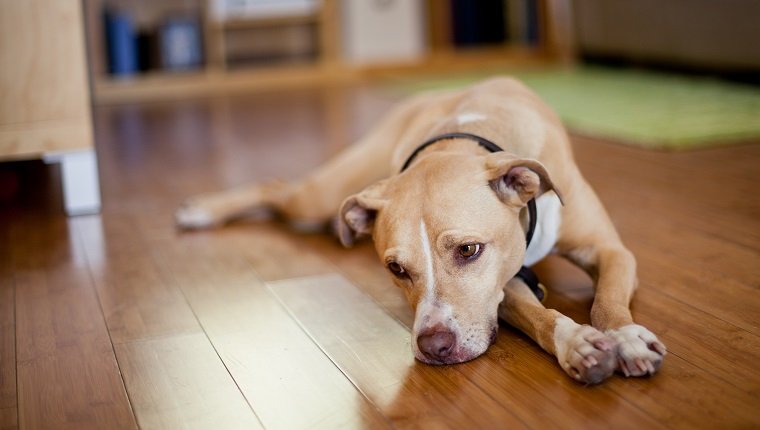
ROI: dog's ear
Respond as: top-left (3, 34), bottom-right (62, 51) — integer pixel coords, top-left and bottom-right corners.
top-left (485, 152), bottom-right (563, 207)
top-left (336, 180), bottom-right (388, 247)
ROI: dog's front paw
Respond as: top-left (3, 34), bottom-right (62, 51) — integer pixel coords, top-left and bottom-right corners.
top-left (554, 318), bottom-right (617, 384)
top-left (175, 198), bottom-right (224, 229)
top-left (606, 324), bottom-right (666, 377)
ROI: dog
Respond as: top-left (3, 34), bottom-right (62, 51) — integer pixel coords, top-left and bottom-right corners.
top-left (175, 77), bottom-right (666, 384)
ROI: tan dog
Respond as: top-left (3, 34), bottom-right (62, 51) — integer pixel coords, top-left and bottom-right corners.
top-left (176, 77), bottom-right (666, 384)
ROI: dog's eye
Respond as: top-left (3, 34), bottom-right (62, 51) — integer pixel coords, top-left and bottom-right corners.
top-left (458, 243), bottom-right (483, 260)
top-left (387, 261), bottom-right (408, 278)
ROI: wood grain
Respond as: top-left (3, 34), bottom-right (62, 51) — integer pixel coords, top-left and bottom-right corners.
top-left (575, 136), bottom-right (759, 256)
top-left (113, 333), bottom-right (262, 430)
top-left (10, 217), bottom-right (136, 430)
top-left (148, 235), bottom-right (391, 429)
top-left (73, 215), bottom-right (202, 343)
top-left (72, 214), bottom-right (272, 428)
top-left (0, 0), bottom-right (93, 160)
top-left (0, 121), bottom-right (93, 162)
top-left (0, 225), bottom-right (17, 430)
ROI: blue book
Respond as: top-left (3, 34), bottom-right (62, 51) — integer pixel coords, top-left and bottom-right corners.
top-left (104, 9), bottom-right (138, 76)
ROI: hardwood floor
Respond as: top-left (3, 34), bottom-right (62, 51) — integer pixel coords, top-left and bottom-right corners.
top-left (0, 83), bottom-right (758, 429)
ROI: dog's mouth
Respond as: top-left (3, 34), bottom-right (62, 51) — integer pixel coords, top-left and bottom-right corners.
top-left (414, 325), bottom-right (499, 365)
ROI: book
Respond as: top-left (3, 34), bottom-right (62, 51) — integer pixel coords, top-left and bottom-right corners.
top-left (451, 0), bottom-right (506, 47)
top-left (104, 8), bottom-right (138, 76)
top-left (159, 17), bottom-right (203, 71)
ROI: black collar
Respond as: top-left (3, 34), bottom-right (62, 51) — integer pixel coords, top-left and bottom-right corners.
top-left (400, 132), bottom-right (545, 301)
top-left (401, 132), bottom-right (505, 172)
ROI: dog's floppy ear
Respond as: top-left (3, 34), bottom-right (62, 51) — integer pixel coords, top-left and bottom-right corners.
top-left (336, 180), bottom-right (388, 247)
top-left (485, 152), bottom-right (563, 207)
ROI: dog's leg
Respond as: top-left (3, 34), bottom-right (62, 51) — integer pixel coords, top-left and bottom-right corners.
top-left (557, 181), bottom-right (667, 377)
top-left (564, 244), bottom-right (667, 377)
top-left (176, 92), bottom-right (435, 230)
top-left (175, 144), bottom-right (391, 230)
top-left (175, 180), bottom-right (292, 229)
top-left (498, 278), bottom-right (617, 384)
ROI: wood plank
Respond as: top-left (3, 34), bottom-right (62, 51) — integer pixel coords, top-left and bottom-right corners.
top-left (11, 216), bottom-right (136, 430)
top-left (584, 159), bottom-right (760, 288)
top-left (218, 13), bottom-right (320, 30)
top-left (634, 288), bottom-right (760, 394)
top-left (301, 237), bottom-right (413, 327)
top-left (0, 225), bottom-right (17, 430)
top-left (615, 203), bottom-right (758, 288)
top-left (221, 223), bottom-right (334, 281)
top-left (270, 274), bottom-right (533, 429)
top-left (575, 136), bottom-right (760, 253)
top-left (73, 215), bottom-right (266, 428)
top-left (149, 237), bottom-right (391, 429)
top-left (318, 0), bottom-right (340, 64)
top-left (73, 215), bottom-right (202, 344)
top-left (113, 333), bottom-right (263, 430)
top-left (635, 251), bottom-right (760, 335)
top-left (0, 0), bottom-right (92, 124)
top-left (0, 121), bottom-right (93, 162)
top-left (0, 0), bottom-right (94, 162)
top-left (604, 354), bottom-right (759, 428)
top-left (0, 409), bottom-right (16, 430)
top-left (94, 65), bottom-right (343, 105)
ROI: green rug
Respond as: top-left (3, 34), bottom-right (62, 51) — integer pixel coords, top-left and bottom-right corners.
top-left (391, 66), bottom-right (760, 150)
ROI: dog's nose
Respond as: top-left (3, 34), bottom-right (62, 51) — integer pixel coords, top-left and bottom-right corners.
top-left (417, 329), bottom-right (456, 361)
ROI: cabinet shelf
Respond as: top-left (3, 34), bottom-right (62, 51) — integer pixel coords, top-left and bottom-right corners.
top-left (213, 13), bottom-right (320, 30)
top-left (84, 0), bottom-right (565, 104)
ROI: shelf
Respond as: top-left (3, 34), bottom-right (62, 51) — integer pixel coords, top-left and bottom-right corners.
top-left (93, 63), bottom-right (349, 104)
top-left (92, 47), bottom-right (554, 104)
top-left (85, 0), bottom-right (565, 104)
top-left (212, 13), bottom-right (320, 30)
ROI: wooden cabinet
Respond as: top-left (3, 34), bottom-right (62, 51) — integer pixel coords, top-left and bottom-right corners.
top-left (0, 0), bottom-right (100, 215)
top-left (85, 0), bottom-right (565, 104)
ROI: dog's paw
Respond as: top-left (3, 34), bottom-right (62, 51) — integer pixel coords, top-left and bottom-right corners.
top-left (554, 318), bottom-right (617, 384)
top-left (606, 324), bottom-right (666, 377)
top-left (175, 199), bottom-right (223, 229)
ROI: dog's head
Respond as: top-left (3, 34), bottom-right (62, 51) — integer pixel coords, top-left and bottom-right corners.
top-left (337, 151), bottom-right (560, 364)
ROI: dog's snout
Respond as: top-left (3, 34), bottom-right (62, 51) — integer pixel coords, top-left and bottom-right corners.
top-left (417, 329), bottom-right (456, 361)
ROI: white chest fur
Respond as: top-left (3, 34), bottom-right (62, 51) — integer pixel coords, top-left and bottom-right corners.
top-left (524, 193), bottom-right (562, 266)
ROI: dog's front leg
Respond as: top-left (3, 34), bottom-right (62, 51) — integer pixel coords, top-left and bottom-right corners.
top-left (498, 278), bottom-right (617, 384)
top-left (176, 91), bottom-right (437, 230)
top-left (175, 180), bottom-right (294, 229)
top-left (566, 245), bottom-right (667, 377)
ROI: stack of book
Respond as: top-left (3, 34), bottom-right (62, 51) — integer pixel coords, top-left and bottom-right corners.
top-left (451, 0), bottom-right (540, 48)
top-left (105, 7), bottom-right (203, 77)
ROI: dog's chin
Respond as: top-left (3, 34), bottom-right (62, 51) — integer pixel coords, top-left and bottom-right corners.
top-left (415, 354), bottom-right (474, 366)
top-left (414, 344), bottom-right (489, 366)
